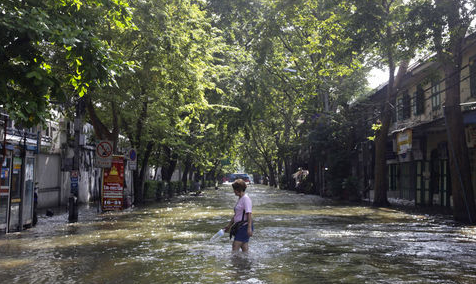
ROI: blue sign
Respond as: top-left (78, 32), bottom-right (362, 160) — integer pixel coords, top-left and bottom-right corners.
top-left (1, 168), bottom-right (8, 179)
top-left (71, 175), bottom-right (79, 195)
top-left (71, 182), bottom-right (78, 195)
top-left (0, 144), bottom-right (14, 150)
top-left (26, 145), bottom-right (38, 151)
top-left (129, 149), bottom-right (137, 161)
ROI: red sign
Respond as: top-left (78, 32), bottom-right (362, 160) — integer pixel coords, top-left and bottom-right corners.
top-left (102, 156), bottom-right (124, 211)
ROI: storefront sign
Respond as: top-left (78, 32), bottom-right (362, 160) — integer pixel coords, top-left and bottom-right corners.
top-left (102, 156), bottom-right (124, 211)
top-left (0, 165), bottom-right (8, 195)
top-left (12, 157), bottom-right (22, 175)
top-left (397, 129), bottom-right (412, 155)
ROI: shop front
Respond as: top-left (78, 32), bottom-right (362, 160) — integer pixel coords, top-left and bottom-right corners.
top-left (1, 143), bottom-right (36, 233)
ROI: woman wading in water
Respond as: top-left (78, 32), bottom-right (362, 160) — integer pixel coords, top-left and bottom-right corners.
top-left (224, 179), bottom-right (253, 252)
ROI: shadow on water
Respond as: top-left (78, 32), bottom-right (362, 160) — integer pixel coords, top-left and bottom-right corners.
top-left (1, 184), bottom-right (476, 284)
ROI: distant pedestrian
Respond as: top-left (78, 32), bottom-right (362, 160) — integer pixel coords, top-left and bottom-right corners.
top-left (293, 167), bottom-right (309, 192)
top-left (223, 179), bottom-right (253, 252)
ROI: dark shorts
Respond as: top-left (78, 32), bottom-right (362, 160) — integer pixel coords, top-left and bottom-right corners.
top-left (234, 223), bottom-right (254, 243)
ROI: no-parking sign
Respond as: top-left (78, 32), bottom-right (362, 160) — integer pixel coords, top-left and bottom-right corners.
top-left (95, 140), bottom-right (113, 168)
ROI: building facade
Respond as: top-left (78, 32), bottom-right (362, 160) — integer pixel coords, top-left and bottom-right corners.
top-left (0, 112), bottom-right (129, 233)
top-left (357, 36), bottom-right (476, 208)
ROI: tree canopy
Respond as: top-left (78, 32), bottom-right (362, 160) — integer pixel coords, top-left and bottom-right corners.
top-left (0, 0), bottom-right (132, 126)
top-left (3, 0), bottom-right (476, 222)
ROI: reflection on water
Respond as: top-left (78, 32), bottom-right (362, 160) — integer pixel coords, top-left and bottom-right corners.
top-left (1, 185), bottom-right (476, 284)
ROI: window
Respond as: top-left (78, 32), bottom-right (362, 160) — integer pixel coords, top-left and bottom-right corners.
top-left (470, 56), bottom-right (476, 97)
top-left (402, 91), bottom-right (411, 119)
top-left (413, 84), bottom-right (425, 115)
top-left (411, 92), bottom-right (417, 115)
top-left (396, 91), bottom-right (411, 121)
top-left (397, 97), bottom-right (404, 121)
top-left (388, 164), bottom-right (398, 191)
top-left (431, 81), bottom-right (441, 110)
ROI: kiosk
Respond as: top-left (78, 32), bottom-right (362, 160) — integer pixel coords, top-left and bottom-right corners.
top-left (1, 140), bottom-right (36, 233)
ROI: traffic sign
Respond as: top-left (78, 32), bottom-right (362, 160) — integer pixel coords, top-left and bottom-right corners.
top-left (70, 170), bottom-right (79, 195)
top-left (128, 148), bottom-right (137, 170)
top-left (95, 140), bottom-right (113, 168)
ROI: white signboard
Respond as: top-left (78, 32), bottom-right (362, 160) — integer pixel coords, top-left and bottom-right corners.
top-left (95, 140), bottom-right (113, 168)
top-left (397, 129), bottom-right (412, 155)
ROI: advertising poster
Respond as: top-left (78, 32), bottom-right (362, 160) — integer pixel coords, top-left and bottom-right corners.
top-left (102, 156), bottom-right (124, 211)
top-left (397, 129), bottom-right (412, 155)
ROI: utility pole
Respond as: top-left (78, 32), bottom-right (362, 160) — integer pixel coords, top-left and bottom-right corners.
top-left (69, 96), bottom-right (84, 223)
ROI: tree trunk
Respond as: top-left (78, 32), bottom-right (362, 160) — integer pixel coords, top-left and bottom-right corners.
top-left (84, 94), bottom-right (119, 150)
top-left (443, 63), bottom-right (476, 223)
top-left (182, 156), bottom-right (191, 191)
top-left (267, 162), bottom-right (277, 187)
top-left (285, 159), bottom-right (294, 191)
top-left (308, 146), bottom-right (318, 194)
top-left (373, 60), bottom-right (408, 207)
top-left (153, 168), bottom-right (160, 180)
top-left (433, 0), bottom-right (476, 223)
top-left (161, 146), bottom-right (178, 182)
top-left (133, 141), bottom-right (154, 205)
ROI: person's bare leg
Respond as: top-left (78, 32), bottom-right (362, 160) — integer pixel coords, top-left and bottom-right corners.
top-left (232, 240), bottom-right (243, 251)
top-left (241, 242), bottom-right (249, 252)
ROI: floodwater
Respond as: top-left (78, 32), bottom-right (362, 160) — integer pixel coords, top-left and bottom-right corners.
top-left (1, 184), bottom-right (476, 284)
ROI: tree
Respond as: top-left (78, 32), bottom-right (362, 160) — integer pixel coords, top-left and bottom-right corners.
top-left (86, 0), bottom-right (233, 204)
top-left (0, 0), bottom-right (132, 127)
top-left (413, 0), bottom-right (476, 222)
top-left (347, 0), bottom-right (422, 206)
top-left (246, 0), bottom-right (367, 190)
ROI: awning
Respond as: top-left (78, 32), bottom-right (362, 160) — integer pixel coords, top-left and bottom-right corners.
top-left (464, 110), bottom-right (476, 124)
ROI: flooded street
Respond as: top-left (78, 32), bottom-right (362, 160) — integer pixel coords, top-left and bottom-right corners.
top-left (1, 184), bottom-right (476, 284)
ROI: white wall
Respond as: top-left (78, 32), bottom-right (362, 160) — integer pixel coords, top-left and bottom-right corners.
top-left (149, 167), bottom-right (181, 182)
top-left (59, 147), bottom-right (100, 205)
top-left (35, 154), bottom-right (62, 208)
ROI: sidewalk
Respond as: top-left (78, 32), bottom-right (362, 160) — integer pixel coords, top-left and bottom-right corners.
top-left (362, 196), bottom-right (453, 217)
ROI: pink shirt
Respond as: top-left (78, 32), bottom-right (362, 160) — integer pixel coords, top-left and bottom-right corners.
top-left (234, 194), bottom-right (252, 223)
